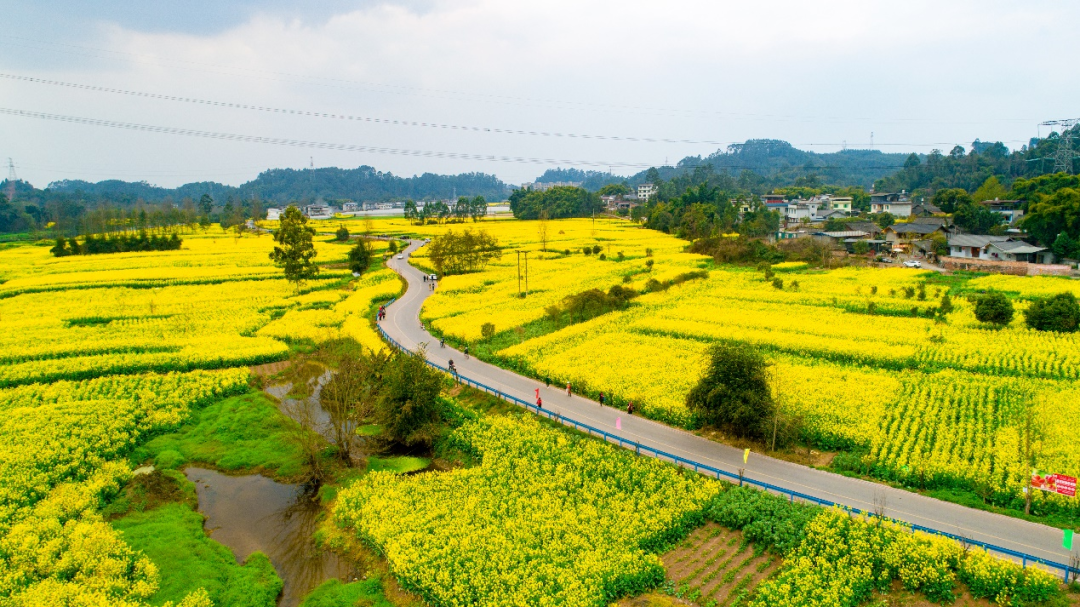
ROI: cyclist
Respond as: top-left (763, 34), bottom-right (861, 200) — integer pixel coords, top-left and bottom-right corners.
top-left (440, 338), bottom-right (446, 348)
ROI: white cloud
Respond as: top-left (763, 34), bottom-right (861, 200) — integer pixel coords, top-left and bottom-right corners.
top-left (1, 0), bottom-right (1076, 188)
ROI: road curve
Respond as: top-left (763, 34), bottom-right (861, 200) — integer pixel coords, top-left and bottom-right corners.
top-left (383, 240), bottom-right (1075, 571)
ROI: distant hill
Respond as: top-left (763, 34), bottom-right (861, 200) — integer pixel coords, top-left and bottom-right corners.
top-left (536, 140), bottom-right (914, 191)
top-left (44, 165), bottom-right (511, 204)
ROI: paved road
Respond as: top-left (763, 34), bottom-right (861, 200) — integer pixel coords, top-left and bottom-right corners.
top-left (383, 241), bottom-right (1076, 571)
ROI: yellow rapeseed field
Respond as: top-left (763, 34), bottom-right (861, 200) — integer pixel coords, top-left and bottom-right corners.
top-left (0, 228), bottom-right (398, 605)
top-left (356, 216), bottom-right (1080, 513)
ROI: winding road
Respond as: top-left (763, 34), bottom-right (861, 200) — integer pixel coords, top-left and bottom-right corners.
top-left (383, 240), bottom-right (1077, 574)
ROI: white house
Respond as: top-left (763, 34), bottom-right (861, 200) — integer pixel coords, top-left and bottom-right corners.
top-left (342, 201), bottom-right (360, 212)
top-left (981, 199), bottom-right (1025, 224)
top-left (637, 183), bottom-right (657, 201)
top-left (870, 193), bottom-right (912, 217)
top-left (304, 204), bottom-right (334, 219)
top-left (948, 234), bottom-right (1052, 264)
top-left (266, 208), bottom-right (284, 221)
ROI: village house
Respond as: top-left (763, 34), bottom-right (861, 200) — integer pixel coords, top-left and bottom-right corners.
top-left (948, 235), bottom-right (1052, 264)
top-left (869, 192), bottom-right (912, 217)
top-left (980, 199), bottom-right (1025, 224)
top-left (265, 207), bottom-right (283, 221)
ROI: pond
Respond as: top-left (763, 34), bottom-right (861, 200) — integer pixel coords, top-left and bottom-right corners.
top-left (184, 467), bottom-right (358, 607)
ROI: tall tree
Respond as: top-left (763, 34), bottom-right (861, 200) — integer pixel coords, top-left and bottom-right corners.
top-left (269, 205), bottom-right (319, 290)
top-left (348, 238), bottom-right (374, 276)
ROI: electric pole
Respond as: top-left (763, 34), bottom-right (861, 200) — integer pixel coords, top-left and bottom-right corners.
top-left (6, 159), bottom-right (16, 203)
top-left (1039, 119), bottom-right (1079, 174)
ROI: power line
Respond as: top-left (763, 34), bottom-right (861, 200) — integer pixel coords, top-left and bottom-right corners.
top-left (0, 73), bottom-right (1033, 150)
top-left (0, 107), bottom-right (910, 173)
top-left (0, 36), bottom-right (1041, 125)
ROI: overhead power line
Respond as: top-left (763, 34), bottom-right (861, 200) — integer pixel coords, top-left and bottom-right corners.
top-left (0, 73), bottom-right (1032, 150)
top-left (0, 36), bottom-right (1040, 125)
top-left (0, 107), bottom-right (909, 172)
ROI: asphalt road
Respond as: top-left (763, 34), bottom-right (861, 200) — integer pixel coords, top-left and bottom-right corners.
top-left (383, 240), bottom-right (1076, 571)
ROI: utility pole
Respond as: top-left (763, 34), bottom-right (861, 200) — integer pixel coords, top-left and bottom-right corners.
top-left (524, 251), bottom-right (529, 298)
top-left (517, 251), bottom-right (521, 297)
top-left (5, 159), bottom-right (16, 204)
top-left (1039, 119), bottom-right (1079, 174)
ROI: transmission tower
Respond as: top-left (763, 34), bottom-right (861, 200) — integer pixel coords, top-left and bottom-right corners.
top-left (1039, 118), bottom-right (1080, 173)
top-left (5, 159), bottom-right (15, 202)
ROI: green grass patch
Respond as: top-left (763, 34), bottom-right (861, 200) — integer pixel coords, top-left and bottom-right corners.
top-left (133, 391), bottom-right (306, 479)
top-left (357, 424), bottom-right (384, 436)
top-left (366, 456), bottom-right (430, 474)
top-left (299, 577), bottom-right (396, 607)
top-left (112, 502), bottom-right (283, 607)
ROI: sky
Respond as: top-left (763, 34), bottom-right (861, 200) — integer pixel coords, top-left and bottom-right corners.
top-left (1, 0), bottom-right (1077, 189)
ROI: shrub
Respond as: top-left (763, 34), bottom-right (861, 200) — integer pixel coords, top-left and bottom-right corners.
top-left (335, 225), bottom-right (350, 241)
top-left (583, 246), bottom-right (592, 255)
top-left (645, 259), bottom-right (654, 270)
top-left (771, 278), bottom-right (783, 290)
top-left (599, 253), bottom-right (607, 260)
top-left (974, 290), bottom-right (1014, 326)
top-left (686, 342), bottom-right (774, 438)
top-left (480, 323), bottom-right (495, 340)
top-left (592, 245), bottom-right (602, 254)
top-left (1024, 292), bottom-right (1080, 333)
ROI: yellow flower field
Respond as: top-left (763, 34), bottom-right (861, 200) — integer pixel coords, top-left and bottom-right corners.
top-left (368, 216), bottom-right (1080, 511)
top-left (0, 228), bottom-right (398, 605)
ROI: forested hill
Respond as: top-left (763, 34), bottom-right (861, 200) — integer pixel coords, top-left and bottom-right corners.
top-left (45, 165), bottom-right (510, 204)
top-left (535, 140), bottom-right (913, 191)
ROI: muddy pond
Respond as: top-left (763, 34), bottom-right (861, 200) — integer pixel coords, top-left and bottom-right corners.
top-left (185, 467), bottom-right (357, 607)
top-left (184, 376), bottom-right (356, 606)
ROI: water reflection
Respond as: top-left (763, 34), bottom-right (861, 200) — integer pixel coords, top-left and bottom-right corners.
top-left (185, 467), bottom-right (357, 607)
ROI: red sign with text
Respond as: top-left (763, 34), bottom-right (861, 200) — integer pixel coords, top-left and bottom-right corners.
top-left (1031, 472), bottom-right (1077, 497)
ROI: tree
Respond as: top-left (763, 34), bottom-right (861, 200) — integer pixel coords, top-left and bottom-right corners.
top-left (375, 347), bottom-right (443, 448)
top-left (1022, 187), bottom-right (1080, 247)
top-left (321, 350), bottom-right (387, 464)
top-left (1024, 292), bottom-right (1080, 333)
top-left (508, 186), bottom-right (601, 220)
top-left (348, 239), bottom-right (374, 276)
top-left (598, 183), bottom-right (630, 197)
top-left (971, 175), bottom-right (1008, 204)
top-left (269, 205), bottom-right (318, 290)
top-left (427, 229), bottom-right (501, 275)
top-left (853, 240), bottom-right (870, 255)
top-left (953, 196), bottom-right (1005, 234)
top-left (980, 289), bottom-right (1010, 326)
top-left (198, 194), bottom-right (214, 216)
top-left (404, 199), bottom-right (419, 223)
top-left (469, 195), bottom-right (487, 222)
top-left (686, 342), bottom-right (774, 438)
top-left (1051, 232), bottom-right (1077, 260)
top-left (537, 210), bottom-right (550, 252)
top-left (931, 188), bottom-right (973, 214)
top-left (335, 224), bottom-right (350, 242)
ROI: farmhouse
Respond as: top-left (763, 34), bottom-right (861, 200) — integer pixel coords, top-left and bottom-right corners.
top-left (948, 234), bottom-right (1052, 264)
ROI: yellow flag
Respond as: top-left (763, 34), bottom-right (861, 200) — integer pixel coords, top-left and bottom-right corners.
top-left (743, 448), bottom-right (750, 464)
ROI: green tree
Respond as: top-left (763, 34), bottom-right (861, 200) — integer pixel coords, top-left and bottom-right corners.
top-left (953, 200), bottom-right (1004, 234)
top-left (321, 350), bottom-right (387, 464)
top-left (348, 239), bottom-right (374, 276)
top-left (375, 347), bottom-right (443, 447)
top-left (597, 183), bottom-right (630, 197)
top-left (686, 342), bottom-right (774, 438)
top-left (930, 188), bottom-right (973, 214)
top-left (427, 229), bottom-right (501, 275)
top-left (1051, 232), bottom-right (1076, 260)
top-left (198, 194), bottom-right (214, 216)
top-left (1024, 292), bottom-right (1080, 333)
top-left (335, 224), bottom-right (350, 242)
top-left (971, 175), bottom-right (1008, 203)
top-left (268, 205), bottom-right (318, 290)
top-left (852, 240), bottom-right (870, 255)
top-left (974, 290), bottom-right (1013, 326)
top-left (1022, 187), bottom-right (1080, 247)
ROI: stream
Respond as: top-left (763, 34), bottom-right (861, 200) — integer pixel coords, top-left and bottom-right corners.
top-left (184, 373), bottom-right (357, 606)
top-left (185, 467), bottom-right (358, 607)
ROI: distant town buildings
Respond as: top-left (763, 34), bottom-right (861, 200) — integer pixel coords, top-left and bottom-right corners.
top-left (520, 181), bottom-right (582, 192)
top-left (266, 208), bottom-right (283, 221)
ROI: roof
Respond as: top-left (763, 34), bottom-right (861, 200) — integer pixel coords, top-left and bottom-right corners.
top-left (912, 202), bottom-right (942, 214)
top-left (911, 216), bottom-right (947, 226)
top-left (845, 222), bottom-right (882, 234)
top-left (948, 234), bottom-right (1011, 248)
top-left (890, 223), bottom-right (943, 235)
top-left (820, 231), bottom-right (869, 238)
top-left (987, 240), bottom-right (1046, 254)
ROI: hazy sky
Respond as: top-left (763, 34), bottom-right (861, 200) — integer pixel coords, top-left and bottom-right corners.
top-left (2, 0), bottom-right (1077, 189)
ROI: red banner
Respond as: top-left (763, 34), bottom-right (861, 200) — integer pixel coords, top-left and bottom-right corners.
top-left (1031, 472), bottom-right (1077, 497)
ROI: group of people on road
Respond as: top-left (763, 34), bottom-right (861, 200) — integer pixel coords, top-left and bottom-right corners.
top-left (377, 306), bottom-right (387, 321)
top-left (531, 385), bottom-right (634, 415)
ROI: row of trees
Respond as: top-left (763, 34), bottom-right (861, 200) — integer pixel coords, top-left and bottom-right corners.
top-left (50, 232), bottom-right (183, 257)
top-left (644, 183), bottom-right (781, 239)
top-left (404, 196), bottom-right (487, 224)
top-left (508, 186), bottom-right (603, 220)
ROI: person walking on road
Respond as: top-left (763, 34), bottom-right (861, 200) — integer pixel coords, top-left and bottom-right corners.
top-left (566, 382), bottom-right (572, 397)
top-left (464, 344), bottom-right (470, 359)
top-left (448, 359), bottom-right (458, 381)
top-left (599, 392), bottom-right (605, 407)
top-left (627, 400), bottom-right (635, 415)
top-left (536, 396), bottom-right (543, 409)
